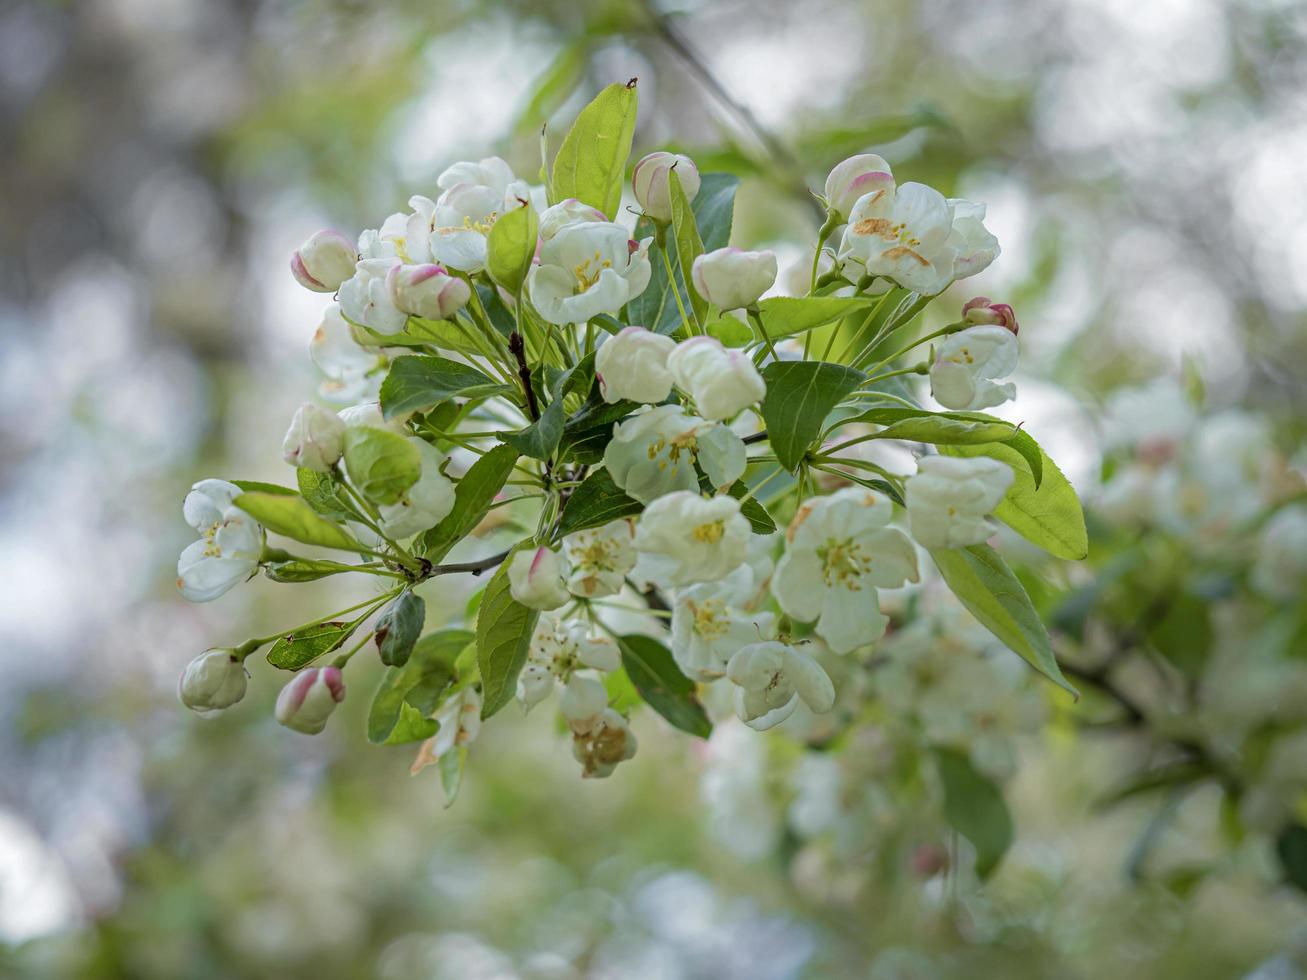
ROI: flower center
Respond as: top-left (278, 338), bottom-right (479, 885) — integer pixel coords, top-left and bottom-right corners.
top-left (689, 598), bottom-right (729, 640)
top-left (573, 249), bottom-right (614, 293)
top-left (816, 537), bottom-right (870, 589)
top-left (646, 432), bottom-right (698, 472)
top-left (693, 520), bottom-right (725, 544)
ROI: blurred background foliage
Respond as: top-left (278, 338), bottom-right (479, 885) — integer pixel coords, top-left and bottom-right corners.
top-left (2, 0), bottom-right (1307, 977)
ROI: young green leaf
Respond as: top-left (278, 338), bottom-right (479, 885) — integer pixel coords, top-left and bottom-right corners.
top-left (706, 316), bottom-right (753, 348)
top-left (438, 746), bottom-right (468, 807)
top-left (722, 480), bottom-right (778, 534)
top-left (668, 167), bottom-right (707, 326)
top-left (476, 546), bottom-right (540, 719)
top-left (845, 407), bottom-right (1017, 446)
top-left (375, 590), bottom-right (426, 668)
top-left (267, 617), bottom-right (366, 670)
top-left (342, 427), bottom-right (421, 506)
top-left (417, 445), bottom-right (520, 561)
top-left (618, 634), bottom-right (711, 738)
top-left (933, 746), bottom-right (1014, 880)
top-left (234, 491), bottom-right (361, 552)
top-left (296, 467), bottom-right (361, 523)
top-left (930, 544), bottom-right (1078, 697)
top-left (557, 469), bottom-right (643, 536)
top-left (230, 480), bottom-right (297, 496)
top-left (760, 361), bottom-right (867, 471)
top-left (485, 199), bottom-right (539, 293)
top-left (942, 441), bottom-right (1087, 560)
top-left (379, 355), bottom-right (507, 420)
top-left (549, 80), bottom-right (638, 220)
top-left (754, 296), bottom-right (876, 339)
top-left (367, 628), bottom-right (473, 744)
top-left (265, 558), bottom-right (361, 583)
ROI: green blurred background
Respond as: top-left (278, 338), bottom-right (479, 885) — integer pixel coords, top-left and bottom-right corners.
top-left (3, 0), bottom-right (1307, 977)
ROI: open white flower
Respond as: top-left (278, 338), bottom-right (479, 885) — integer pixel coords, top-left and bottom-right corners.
top-left (507, 546), bottom-right (570, 610)
top-left (338, 257), bottom-right (408, 333)
top-left (839, 182), bottom-right (957, 295)
top-left (562, 518), bottom-right (637, 599)
top-left (428, 182), bottom-right (509, 273)
top-left (281, 402), bottom-right (346, 472)
top-left (291, 229), bottom-right (358, 293)
top-left (946, 199), bottom-right (1000, 281)
top-left (377, 438), bottom-right (455, 539)
top-left (311, 304), bottom-right (384, 404)
top-left (561, 675), bottom-right (638, 779)
top-left (517, 614), bottom-right (620, 709)
top-left (529, 222), bottom-right (651, 325)
top-left (824, 153), bottom-right (896, 222)
top-left (726, 640), bottom-right (835, 731)
top-left (633, 492), bottom-right (751, 588)
top-left (690, 248), bottom-right (777, 311)
top-left (771, 487), bottom-right (919, 654)
top-left (437, 156), bottom-right (524, 198)
top-left (905, 455), bottom-right (1013, 549)
top-left (632, 151), bottom-right (700, 222)
top-left (667, 336), bottom-right (766, 421)
top-left (929, 325), bottom-right (1018, 411)
top-left (603, 404), bottom-right (745, 504)
top-left (671, 564), bottom-right (775, 681)
top-left (595, 326), bottom-right (676, 405)
top-left (177, 479), bottom-right (262, 602)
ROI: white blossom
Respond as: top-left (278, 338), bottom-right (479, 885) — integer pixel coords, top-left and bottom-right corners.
top-left (905, 455), bottom-right (1013, 549)
top-left (595, 326), bottom-right (676, 404)
top-left (771, 487), bottom-right (918, 653)
top-left (178, 649), bottom-right (247, 715)
top-left (291, 229), bottom-right (358, 293)
top-left (274, 666), bottom-right (346, 735)
top-left (667, 336), bottom-right (766, 421)
top-left (310, 303), bottom-right (383, 404)
top-left (824, 153), bottom-right (895, 222)
top-left (338, 257), bottom-right (407, 333)
top-left (428, 182), bottom-right (508, 273)
top-left (529, 222), bottom-right (652, 325)
top-left (603, 404), bottom-right (745, 504)
top-left (377, 439), bottom-right (455, 539)
top-left (690, 248), bottom-right (778, 311)
top-left (337, 401), bottom-right (409, 435)
top-left (632, 151), bottom-right (700, 222)
top-left (281, 402), bottom-right (347, 472)
top-left (929, 325), bottom-right (1019, 411)
top-left (507, 546), bottom-right (570, 611)
top-left (386, 263), bottom-right (471, 320)
top-left (839, 182), bottom-right (958, 295)
top-left (176, 479), bottom-right (262, 602)
top-left (561, 675), bottom-right (637, 779)
top-left (517, 615), bottom-right (620, 710)
top-left (633, 492), bottom-right (751, 588)
top-left (726, 641), bottom-right (835, 731)
top-left (562, 518), bottom-right (637, 598)
top-left (947, 199), bottom-right (1001, 281)
top-left (539, 198), bottom-right (607, 241)
top-left (671, 564), bottom-right (775, 681)
top-left (412, 687), bottom-right (483, 774)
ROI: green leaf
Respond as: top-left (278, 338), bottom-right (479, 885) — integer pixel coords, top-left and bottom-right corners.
top-left (234, 491), bottom-right (361, 551)
top-left (942, 440), bottom-right (1087, 560)
top-left (476, 545), bottom-right (540, 719)
top-left (668, 168), bottom-right (707, 326)
top-left (296, 468), bottom-right (361, 523)
top-left (486, 199), bottom-right (539, 293)
top-left (417, 445), bottom-right (520, 560)
top-left (933, 746), bottom-right (1014, 880)
top-left (267, 617), bottom-right (366, 670)
top-left (558, 469), bottom-right (642, 536)
top-left (847, 406), bottom-right (1017, 446)
top-left (626, 173), bottom-right (738, 334)
top-left (724, 481), bottom-right (777, 534)
top-left (550, 80), bottom-right (638, 220)
top-left (366, 628), bottom-right (473, 745)
top-left (230, 480), bottom-right (296, 495)
top-left (755, 296), bottom-right (875, 339)
top-left (760, 361), bottom-right (867, 471)
top-left (342, 427), bottom-right (421, 506)
top-left (930, 544), bottom-right (1078, 696)
top-left (706, 316), bottom-right (753, 348)
top-left (500, 356), bottom-right (593, 461)
top-left (439, 746), bottom-right (468, 807)
top-left (375, 590), bottom-right (426, 668)
top-left (379, 355), bottom-right (506, 420)
top-left (618, 634), bottom-right (711, 738)
top-left (265, 558), bottom-right (360, 583)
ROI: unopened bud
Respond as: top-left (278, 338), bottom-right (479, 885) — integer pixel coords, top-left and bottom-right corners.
top-left (632, 151), bottom-right (700, 223)
top-left (823, 154), bottom-right (895, 222)
top-left (281, 402), bottom-right (347, 472)
top-left (274, 666), bottom-right (346, 735)
top-left (179, 649), bottom-right (248, 715)
top-left (507, 546), bottom-right (570, 611)
top-left (291, 230), bottom-right (359, 293)
top-left (690, 247), bottom-right (778, 311)
top-left (386, 263), bottom-right (471, 320)
top-left (962, 296), bottom-right (1019, 335)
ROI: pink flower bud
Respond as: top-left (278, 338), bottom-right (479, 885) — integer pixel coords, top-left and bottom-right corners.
top-left (962, 296), bottom-right (1019, 335)
top-left (632, 151), bottom-right (700, 222)
top-left (291, 230), bottom-right (359, 293)
top-left (386, 263), bottom-right (472, 320)
top-left (275, 666), bottom-right (346, 735)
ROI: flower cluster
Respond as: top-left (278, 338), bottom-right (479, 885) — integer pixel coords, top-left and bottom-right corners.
top-left (174, 82), bottom-right (1077, 801)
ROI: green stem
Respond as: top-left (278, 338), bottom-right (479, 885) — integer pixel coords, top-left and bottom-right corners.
top-left (861, 322), bottom-right (962, 378)
top-left (659, 239), bottom-right (697, 336)
top-left (746, 307), bottom-right (778, 361)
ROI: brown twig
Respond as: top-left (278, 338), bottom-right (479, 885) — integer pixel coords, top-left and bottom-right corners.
top-left (508, 331), bottom-right (540, 421)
